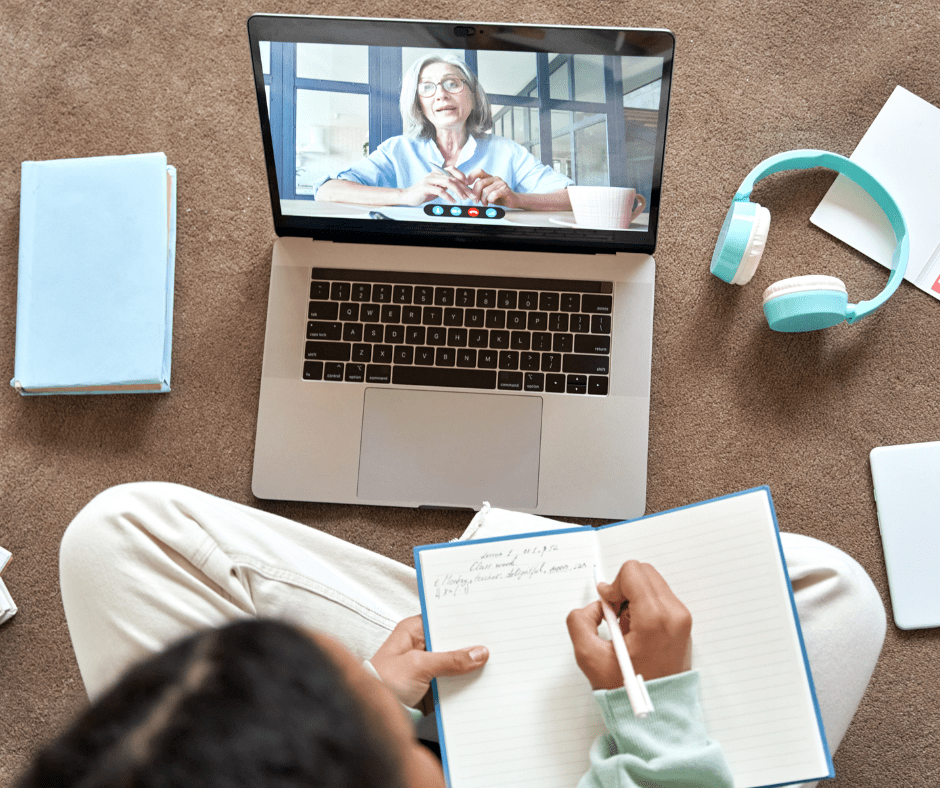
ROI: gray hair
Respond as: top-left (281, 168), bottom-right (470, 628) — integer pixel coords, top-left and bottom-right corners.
top-left (400, 55), bottom-right (494, 140)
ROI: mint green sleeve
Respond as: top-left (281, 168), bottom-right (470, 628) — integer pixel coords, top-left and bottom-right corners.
top-left (577, 670), bottom-right (734, 788)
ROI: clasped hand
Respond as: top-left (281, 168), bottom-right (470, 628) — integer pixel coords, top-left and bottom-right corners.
top-left (400, 166), bottom-right (520, 208)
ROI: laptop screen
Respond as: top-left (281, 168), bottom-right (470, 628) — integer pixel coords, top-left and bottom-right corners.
top-left (247, 15), bottom-right (674, 255)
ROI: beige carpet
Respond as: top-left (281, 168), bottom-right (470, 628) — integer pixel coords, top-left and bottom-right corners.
top-left (2, 0), bottom-right (939, 784)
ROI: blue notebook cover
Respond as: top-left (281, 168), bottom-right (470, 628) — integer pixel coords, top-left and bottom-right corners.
top-left (12, 152), bottom-right (176, 395)
top-left (414, 487), bottom-right (834, 788)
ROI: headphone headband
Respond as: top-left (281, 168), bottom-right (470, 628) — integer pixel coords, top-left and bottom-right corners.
top-left (735, 149), bottom-right (908, 323)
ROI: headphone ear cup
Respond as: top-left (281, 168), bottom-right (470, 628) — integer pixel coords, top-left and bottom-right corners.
top-left (762, 275), bottom-right (849, 332)
top-left (710, 202), bottom-right (771, 285)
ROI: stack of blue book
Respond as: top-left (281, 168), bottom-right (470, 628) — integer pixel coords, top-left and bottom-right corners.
top-left (12, 152), bottom-right (177, 395)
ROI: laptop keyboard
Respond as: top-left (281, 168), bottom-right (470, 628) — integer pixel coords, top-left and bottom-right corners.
top-left (303, 268), bottom-right (613, 396)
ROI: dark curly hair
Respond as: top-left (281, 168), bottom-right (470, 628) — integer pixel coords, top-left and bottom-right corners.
top-left (16, 620), bottom-right (407, 788)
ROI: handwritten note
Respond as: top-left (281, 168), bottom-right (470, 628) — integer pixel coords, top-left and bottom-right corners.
top-left (416, 490), bottom-right (830, 788)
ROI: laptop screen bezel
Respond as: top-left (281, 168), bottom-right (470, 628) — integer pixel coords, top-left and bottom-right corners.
top-left (247, 14), bottom-right (675, 256)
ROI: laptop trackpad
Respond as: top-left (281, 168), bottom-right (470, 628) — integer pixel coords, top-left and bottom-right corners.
top-left (358, 388), bottom-right (542, 509)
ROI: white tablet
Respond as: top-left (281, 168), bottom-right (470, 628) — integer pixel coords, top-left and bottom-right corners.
top-left (870, 441), bottom-right (940, 629)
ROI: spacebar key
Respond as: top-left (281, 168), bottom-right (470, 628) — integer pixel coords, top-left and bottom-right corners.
top-left (392, 367), bottom-right (497, 390)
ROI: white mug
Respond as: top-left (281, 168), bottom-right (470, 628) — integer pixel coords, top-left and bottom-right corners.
top-left (567, 186), bottom-right (646, 229)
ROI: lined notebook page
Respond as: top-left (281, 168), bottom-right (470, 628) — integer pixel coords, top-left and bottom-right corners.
top-left (597, 490), bottom-right (830, 788)
top-left (418, 528), bottom-right (605, 788)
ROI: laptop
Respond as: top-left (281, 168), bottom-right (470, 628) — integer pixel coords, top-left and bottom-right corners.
top-left (247, 14), bottom-right (674, 519)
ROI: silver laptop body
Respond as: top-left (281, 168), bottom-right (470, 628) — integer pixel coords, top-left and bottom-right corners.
top-left (248, 15), bottom-right (674, 519)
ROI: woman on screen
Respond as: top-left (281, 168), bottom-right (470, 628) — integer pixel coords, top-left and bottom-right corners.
top-left (315, 55), bottom-right (573, 210)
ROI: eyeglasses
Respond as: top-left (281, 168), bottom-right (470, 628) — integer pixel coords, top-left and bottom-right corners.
top-left (417, 77), bottom-right (468, 98)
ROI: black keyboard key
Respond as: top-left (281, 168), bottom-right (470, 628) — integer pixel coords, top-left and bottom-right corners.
top-left (393, 367), bottom-right (497, 390)
top-left (444, 308), bottom-right (463, 327)
top-left (566, 374), bottom-right (587, 394)
top-left (381, 304), bottom-right (402, 323)
top-left (532, 332), bottom-right (552, 352)
top-left (394, 346), bottom-right (414, 365)
top-left (393, 285), bottom-right (413, 304)
top-left (570, 314), bottom-right (590, 333)
top-left (343, 323), bottom-right (363, 343)
top-left (372, 284), bottom-right (392, 303)
top-left (366, 365), bottom-right (392, 384)
top-left (563, 354), bottom-right (610, 375)
top-left (477, 289), bottom-right (497, 308)
top-left (363, 325), bottom-right (384, 343)
top-left (591, 314), bottom-right (612, 334)
top-left (423, 306), bottom-right (443, 326)
top-left (310, 281), bottom-right (330, 300)
top-left (497, 290), bottom-right (517, 309)
top-left (436, 347), bottom-right (456, 367)
top-left (561, 293), bottom-right (580, 312)
top-left (506, 311), bottom-right (526, 330)
top-left (406, 326), bottom-right (426, 345)
top-left (384, 325), bottom-right (405, 344)
top-left (457, 349), bottom-right (477, 367)
top-left (324, 362), bottom-right (344, 381)
top-left (465, 309), bottom-right (485, 328)
top-left (305, 341), bottom-right (350, 361)
top-left (485, 310), bottom-right (506, 329)
top-left (469, 329), bottom-right (488, 348)
top-left (373, 345), bottom-right (393, 363)
top-left (308, 301), bottom-right (339, 320)
top-left (351, 283), bottom-right (371, 302)
top-left (539, 292), bottom-right (559, 312)
top-left (553, 333), bottom-right (574, 353)
top-left (489, 330), bottom-right (509, 349)
top-left (330, 282), bottom-right (351, 301)
top-left (414, 286), bottom-right (434, 305)
top-left (518, 291), bottom-right (538, 310)
top-left (528, 312), bottom-right (548, 332)
top-left (414, 347), bottom-right (435, 366)
top-left (455, 288), bottom-right (475, 307)
top-left (582, 294), bottom-right (613, 314)
top-left (448, 328), bottom-right (468, 347)
top-left (549, 313), bottom-right (569, 332)
top-left (521, 352), bottom-right (540, 371)
top-left (546, 373), bottom-right (566, 393)
top-left (478, 349), bottom-right (498, 368)
top-left (426, 327), bottom-right (447, 346)
top-left (499, 350), bottom-right (519, 370)
top-left (345, 363), bottom-right (365, 382)
top-left (510, 331), bottom-right (530, 351)
top-left (574, 334), bottom-right (611, 354)
top-left (524, 372), bottom-right (544, 392)
top-left (339, 302), bottom-right (360, 322)
top-left (307, 321), bottom-right (342, 341)
top-left (498, 371), bottom-right (523, 391)
top-left (589, 376), bottom-right (609, 396)
top-left (352, 344), bottom-right (371, 363)
top-left (402, 305), bottom-right (422, 324)
top-left (541, 353), bottom-right (562, 373)
top-left (303, 360), bottom-right (324, 381)
top-left (360, 304), bottom-right (381, 322)
top-left (435, 287), bottom-right (455, 306)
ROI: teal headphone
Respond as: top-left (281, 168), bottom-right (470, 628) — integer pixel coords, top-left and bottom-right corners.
top-left (710, 149), bottom-right (909, 332)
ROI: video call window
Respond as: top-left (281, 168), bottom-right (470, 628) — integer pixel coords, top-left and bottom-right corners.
top-left (259, 41), bottom-right (664, 208)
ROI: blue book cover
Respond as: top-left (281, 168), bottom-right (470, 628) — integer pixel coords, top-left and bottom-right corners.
top-left (12, 152), bottom-right (176, 395)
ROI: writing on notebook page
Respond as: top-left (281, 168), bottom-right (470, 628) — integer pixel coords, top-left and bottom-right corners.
top-left (432, 542), bottom-right (587, 599)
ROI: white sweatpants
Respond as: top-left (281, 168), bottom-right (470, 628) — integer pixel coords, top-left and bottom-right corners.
top-left (59, 482), bottom-right (886, 784)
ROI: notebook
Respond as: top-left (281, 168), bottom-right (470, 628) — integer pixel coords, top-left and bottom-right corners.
top-left (12, 152), bottom-right (176, 395)
top-left (870, 441), bottom-right (940, 629)
top-left (415, 487), bottom-right (833, 788)
top-left (247, 16), bottom-right (675, 518)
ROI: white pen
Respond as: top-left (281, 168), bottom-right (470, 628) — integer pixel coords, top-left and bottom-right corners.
top-left (594, 565), bottom-right (654, 718)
